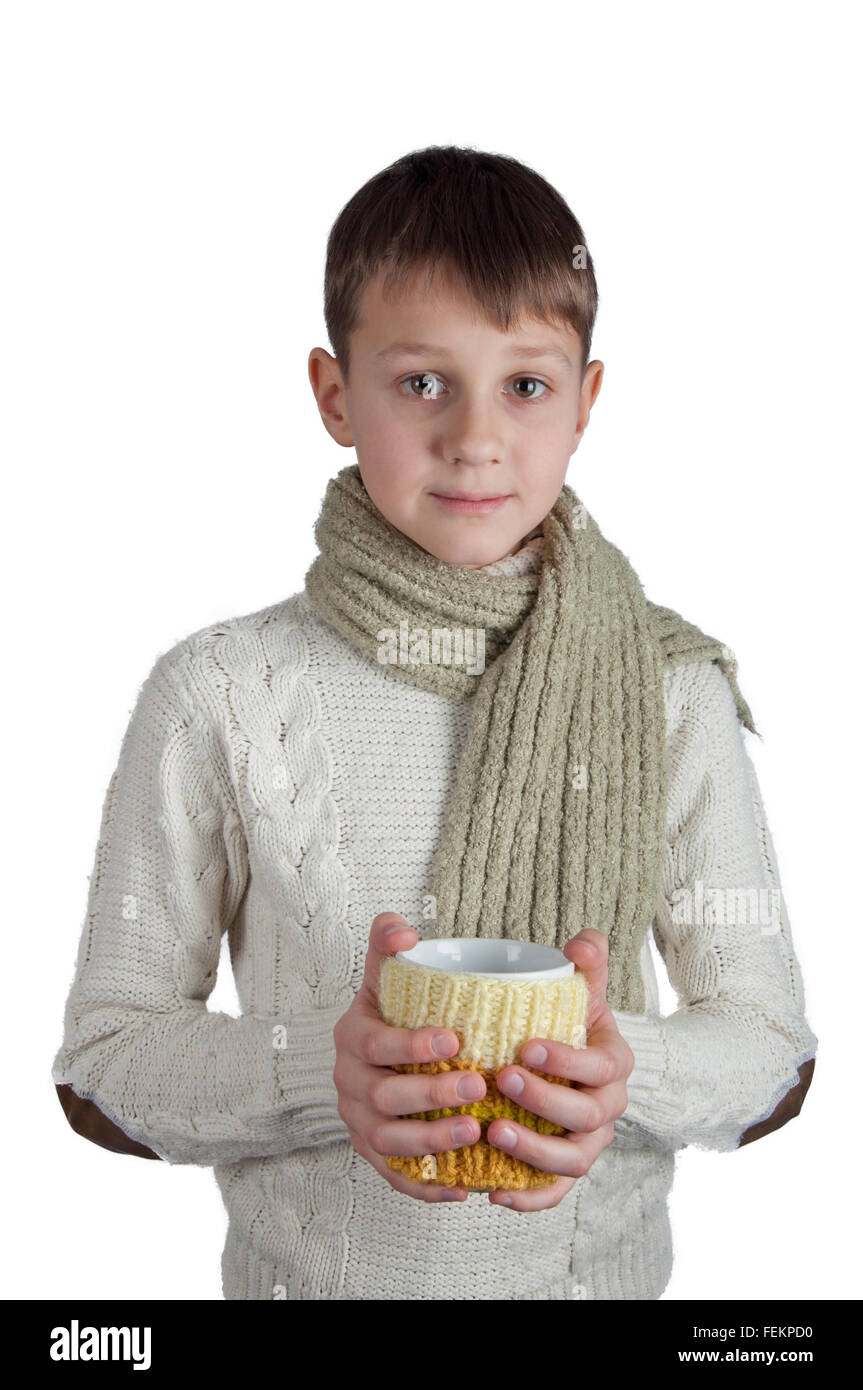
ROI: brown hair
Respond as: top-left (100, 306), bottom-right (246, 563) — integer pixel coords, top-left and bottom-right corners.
top-left (323, 144), bottom-right (598, 385)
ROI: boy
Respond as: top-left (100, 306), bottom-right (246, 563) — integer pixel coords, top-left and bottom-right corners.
top-left (53, 145), bottom-right (817, 1299)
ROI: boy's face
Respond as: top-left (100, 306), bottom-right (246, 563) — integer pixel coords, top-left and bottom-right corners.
top-left (309, 263), bottom-right (603, 568)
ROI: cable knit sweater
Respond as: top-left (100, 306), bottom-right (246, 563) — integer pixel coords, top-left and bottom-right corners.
top-left (51, 534), bottom-right (818, 1300)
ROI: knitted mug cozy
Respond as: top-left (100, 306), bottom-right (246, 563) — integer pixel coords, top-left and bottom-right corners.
top-left (377, 950), bottom-right (589, 1191)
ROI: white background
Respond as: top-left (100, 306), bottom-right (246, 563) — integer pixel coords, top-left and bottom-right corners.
top-left (3, 0), bottom-right (860, 1300)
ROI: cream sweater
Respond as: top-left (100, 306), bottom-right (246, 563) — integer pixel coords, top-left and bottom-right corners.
top-left (52, 537), bottom-right (818, 1300)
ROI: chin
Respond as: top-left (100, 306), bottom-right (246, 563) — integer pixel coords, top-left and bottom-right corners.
top-left (429, 542), bottom-right (508, 569)
top-left (402, 517), bottom-right (515, 568)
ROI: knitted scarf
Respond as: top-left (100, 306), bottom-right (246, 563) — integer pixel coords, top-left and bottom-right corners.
top-left (305, 464), bottom-right (756, 1013)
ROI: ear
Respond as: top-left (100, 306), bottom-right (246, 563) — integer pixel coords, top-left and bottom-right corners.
top-left (308, 347), bottom-right (355, 447)
top-left (572, 359), bottom-right (604, 451)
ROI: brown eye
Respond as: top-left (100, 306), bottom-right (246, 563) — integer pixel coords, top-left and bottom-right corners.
top-left (404, 373), bottom-right (444, 399)
top-left (510, 377), bottom-right (548, 399)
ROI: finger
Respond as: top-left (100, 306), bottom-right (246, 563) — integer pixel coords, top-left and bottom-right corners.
top-left (352, 913), bottom-right (461, 1063)
top-left (344, 1005), bottom-right (461, 1070)
top-left (335, 1045), bottom-right (485, 1110)
top-left (361, 912), bottom-right (419, 1003)
top-left (363, 1057), bottom-right (487, 1116)
top-left (365, 1107), bottom-right (482, 1160)
top-left (337, 1066), bottom-right (484, 1150)
top-left (486, 1116), bottom-right (615, 1184)
top-left (349, 1128), bottom-right (469, 1204)
top-left (496, 1060), bottom-right (623, 1134)
top-left (563, 929), bottom-right (610, 1028)
top-left (488, 1174), bottom-right (578, 1212)
top-left (515, 1028), bottom-right (633, 1089)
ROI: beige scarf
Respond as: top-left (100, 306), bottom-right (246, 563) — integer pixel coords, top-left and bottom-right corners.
top-left (305, 464), bottom-right (755, 1012)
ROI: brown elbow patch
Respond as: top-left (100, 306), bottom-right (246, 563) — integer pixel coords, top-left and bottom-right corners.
top-left (737, 1058), bottom-right (816, 1148)
top-left (55, 1084), bottom-right (162, 1160)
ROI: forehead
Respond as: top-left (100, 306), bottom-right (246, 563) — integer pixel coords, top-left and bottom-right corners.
top-left (355, 263), bottom-right (580, 363)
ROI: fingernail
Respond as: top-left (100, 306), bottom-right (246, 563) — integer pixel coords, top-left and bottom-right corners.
top-left (494, 1125), bottom-right (517, 1149)
top-left (498, 1071), bottom-right (524, 1097)
top-left (523, 1043), bottom-right (547, 1067)
top-left (499, 1195), bottom-right (514, 1206)
top-left (384, 922), bottom-right (408, 936)
top-left (432, 1033), bottom-right (456, 1057)
top-left (452, 1121), bottom-right (476, 1144)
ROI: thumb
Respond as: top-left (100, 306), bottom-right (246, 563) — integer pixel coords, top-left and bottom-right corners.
top-left (362, 912), bottom-right (418, 1005)
top-left (563, 928), bottom-right (610, 1029)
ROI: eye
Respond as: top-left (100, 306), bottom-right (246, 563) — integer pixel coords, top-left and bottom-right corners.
top-left (400, 372), bottom-right (446, 399)
top-left (508, 377), bottom-right (549, 400)
top-left (398, 372), bottom-right (550, 401)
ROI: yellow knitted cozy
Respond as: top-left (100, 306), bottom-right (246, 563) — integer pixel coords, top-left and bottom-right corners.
top-left (378, 955), bottom-right (589, 1191)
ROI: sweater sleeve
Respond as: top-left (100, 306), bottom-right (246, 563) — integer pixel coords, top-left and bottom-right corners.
top-left (51, 646), bottom-right (349, 1166)
top-left (609, 659), bottom-right (818, 1154)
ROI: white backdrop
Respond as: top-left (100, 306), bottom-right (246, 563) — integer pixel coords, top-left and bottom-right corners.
top-left (3, 0), bottom-right (859, 1300)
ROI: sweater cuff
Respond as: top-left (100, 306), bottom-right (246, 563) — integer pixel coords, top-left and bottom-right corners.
top-left (611, 1009), bottom-right (668, 1106)
top-left (271, 1003), bottom-right (350, 1152)
top-left (129, 1002), bottom-right (350, 1166)
top-left (607, 1010), bottom-right (672, 1150)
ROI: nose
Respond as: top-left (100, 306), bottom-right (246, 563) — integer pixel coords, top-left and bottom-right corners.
top-left (442, 391), bottom-right (505, 467)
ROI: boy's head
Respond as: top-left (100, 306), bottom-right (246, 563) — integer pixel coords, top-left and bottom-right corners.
top-left (309, 146), bottom-right (603, 569)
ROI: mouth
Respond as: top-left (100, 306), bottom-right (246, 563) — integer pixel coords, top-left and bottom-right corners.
top-left (429, 492), bottom-right (512, 515)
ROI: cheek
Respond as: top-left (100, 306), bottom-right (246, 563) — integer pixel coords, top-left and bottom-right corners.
top-left (357, 449), bottom-right (428, 527)
top-left (357, 424), bottom-right (430, 491)
top-left (522, 469), bottom-right (570, 524)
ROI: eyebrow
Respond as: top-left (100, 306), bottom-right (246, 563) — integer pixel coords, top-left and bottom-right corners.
top-left (376, 341), bottom-right (574, 368)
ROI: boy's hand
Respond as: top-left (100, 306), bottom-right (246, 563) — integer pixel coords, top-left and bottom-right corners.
top-left (486, 928), bottom-right (635, 1211)
top-left (332, 912), bottom-right (484, 1203)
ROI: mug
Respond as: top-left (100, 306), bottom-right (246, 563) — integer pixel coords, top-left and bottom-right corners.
top-left (377, 937), bottom-right (589, 1192)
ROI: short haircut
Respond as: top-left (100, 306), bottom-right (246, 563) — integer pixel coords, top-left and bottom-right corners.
top-left (323, 144), bottom-right (598, 385)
